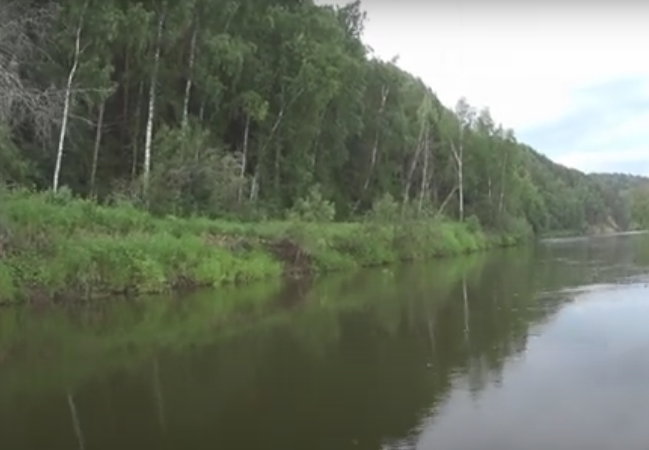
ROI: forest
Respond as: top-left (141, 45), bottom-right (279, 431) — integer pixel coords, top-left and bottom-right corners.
top-left (1, 0), bottom-right (649, 301)
top-left (2, 0), bottom-right (648, 231)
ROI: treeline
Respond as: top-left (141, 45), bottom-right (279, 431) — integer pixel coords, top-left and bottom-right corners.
top-left (600, 173), bottom-right (649, 229)
top-left (0, 0), bottom-right (646, 233)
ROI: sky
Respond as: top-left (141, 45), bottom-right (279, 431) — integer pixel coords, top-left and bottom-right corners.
top-left (318, 0), bottom-right (649, 175)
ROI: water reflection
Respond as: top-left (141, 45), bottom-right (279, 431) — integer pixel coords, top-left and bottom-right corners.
top-left (1, 234), bottom-right (648, 450)
top-left (412, 283), bottom-right (649, 450)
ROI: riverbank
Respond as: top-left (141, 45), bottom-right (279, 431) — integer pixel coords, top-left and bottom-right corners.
top-left (0, 190), bottom-right (529, 303)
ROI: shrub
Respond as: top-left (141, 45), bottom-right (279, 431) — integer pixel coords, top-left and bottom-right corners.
top-left (288, 184), bottom-right (336, 223)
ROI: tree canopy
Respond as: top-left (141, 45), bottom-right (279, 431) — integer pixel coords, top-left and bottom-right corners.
top-left (1, 0), bottom-right (646, 233)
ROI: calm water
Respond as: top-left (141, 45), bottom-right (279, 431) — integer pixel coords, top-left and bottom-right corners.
top-left (2, 233), bottom-right (649, 450)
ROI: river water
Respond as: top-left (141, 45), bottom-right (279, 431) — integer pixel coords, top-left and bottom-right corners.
top-left (1, 233), bottom-right (649, 450)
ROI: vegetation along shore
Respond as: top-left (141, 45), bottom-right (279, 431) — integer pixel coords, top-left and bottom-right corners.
top-left (0, 188), bottom-right (525, 303)
top-left (1, 0), bottom-right (648, 303)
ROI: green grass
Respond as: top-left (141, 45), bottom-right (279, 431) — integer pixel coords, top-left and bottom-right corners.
top-left (0, 188), bottom-right (529, 303)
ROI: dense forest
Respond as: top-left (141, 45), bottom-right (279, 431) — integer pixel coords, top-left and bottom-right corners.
top-left (1, 0), bottom-right (648, 234)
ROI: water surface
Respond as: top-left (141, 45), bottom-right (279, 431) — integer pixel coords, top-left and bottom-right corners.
top-left (1, 233), bottom-right (649, 450)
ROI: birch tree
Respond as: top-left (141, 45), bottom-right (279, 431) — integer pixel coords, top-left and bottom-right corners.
top-left (142, 5), bottom-right (165, 194)
top-left (403, 93), bottom-right (435, 207)
top-left (0, 0), bottom-right (636, 234)
top-left (52, 0), bottom-right (88, 193)
top-left (449, 97), bottom-right (475, 221)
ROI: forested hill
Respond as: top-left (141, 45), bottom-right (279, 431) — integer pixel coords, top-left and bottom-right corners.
top-left (1, 0), bottom-right (647, 233)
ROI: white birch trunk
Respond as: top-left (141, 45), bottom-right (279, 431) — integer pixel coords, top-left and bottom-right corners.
top-left (182, 24), bottom-right (197, 128)
top-left (89, 101), bottom-right (105, 196)
top-left (417, 126), bottom-right (430, 213)
top-left (362, 85), bottom-right (389, 193)
top-left (462, 276), bottom-right (469, 344)
top-left (488, 176), bottom-right (492, 203)
top-left (458, 148), bottom-right (464, 221)
top-left (499, 150), bottom-right (509, 213)
top-left (249, 87), bottom-right (302, 201)
top-left (52, 9), bottom-right (84, 193)
top-left (238, 113), bottom-right (250, 202)
top-left (403, 119), bottom-right (427, 205)
top-left (143, 10), bottom-right (164, 193)
top-left (436, 185), bottom-right (458, 217)
top-left (250, 105), bottom-right (286, 201)
top-left (450, 140), bottom-right (464, 221)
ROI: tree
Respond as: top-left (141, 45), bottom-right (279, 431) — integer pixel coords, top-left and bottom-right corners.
top-left (0, 2), bottom-right (62, 137)
top-left (0, 0), bottom-right (641, 234)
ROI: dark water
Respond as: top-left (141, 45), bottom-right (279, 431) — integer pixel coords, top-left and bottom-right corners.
top-left (2, 233), bottom-right (649, 450)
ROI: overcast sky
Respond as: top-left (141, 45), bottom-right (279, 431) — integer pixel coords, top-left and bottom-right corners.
top-left (319, 1), bottom-right (649, 175)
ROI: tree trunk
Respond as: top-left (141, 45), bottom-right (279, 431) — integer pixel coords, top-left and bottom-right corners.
top-left (436, 185), bottom-right (458, 217)
top-left (362, 85), bottom-right (389, 194)
top-left (429, 139), bottom-right (436, 204)
top-left (238, 113), bottom-right (250, 202)
top-left (274, 142), bottom-right (281, 196)
top-left (89, 101), bottom-right (105, 196)
top-left (199, 99), bottom-right (205, 122)
top-left (499, 150), bottom-right (509, 213)
top-left (273, 89), bottom-right (305, 197)
top-left (462, 276), bottom-right (469, 344)
top-left (182, 23), bottom-right (197, 128)
top-left (403, 120), bottom-right (427, 205)
top-left (251, 105), bottom-right (286, 201)
top-left (143, 9), bottom-right (165, 193)
top-left (250, 171), bottom-right (259, 201)
top-left (458, 150), bottom-right (464, 221)
top-left (52, 7), bottom-right (85, 193)
top-left (131, 82), bottom-right (144, 179)
top-left (121, 54), bottom-right (129, 147)
top-left (450, 140), bottom-right (464, 221)
top-left (488, 176), bottom-right (492, 202)
top-left (311, 104), bottom-right (330, 173)
top-left (417, 128), bottom-right (430, 214)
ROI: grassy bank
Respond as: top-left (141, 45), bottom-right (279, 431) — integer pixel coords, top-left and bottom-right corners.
top-left (0, 189), bottom-right (529, 303)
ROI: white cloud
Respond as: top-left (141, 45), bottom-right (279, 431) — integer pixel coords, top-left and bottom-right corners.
top-left (318, 1), bottom-right (649, 175)
top-left (359, 2), bottom-right (649, 126)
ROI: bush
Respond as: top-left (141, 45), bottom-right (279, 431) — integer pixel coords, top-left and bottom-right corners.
top-left (367, 193), bottom-right (400, 223)
top-left (465, 214), bottom-right (482, 233)
top-left (288, 184), bottom-right (336, 222)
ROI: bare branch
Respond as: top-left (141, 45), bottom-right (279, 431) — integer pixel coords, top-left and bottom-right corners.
top-left (0, 2), bottom-right (62, 138)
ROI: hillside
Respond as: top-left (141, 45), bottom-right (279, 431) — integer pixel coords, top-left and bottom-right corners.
top-left (0, 0), bottom-right (646, 234)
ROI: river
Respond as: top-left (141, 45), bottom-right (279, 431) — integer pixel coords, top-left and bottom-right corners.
top-left (1, 233), bottom-right (649, 450)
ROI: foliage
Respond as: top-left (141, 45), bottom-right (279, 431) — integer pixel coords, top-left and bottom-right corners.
top-left (366, 193), bottom-right (400, 223)
top-left (0, 0), bottom-right (648, 304)
top-left (287, 184), bottom-right (336, 222)
top-left (0, 189), bottom-right (284, 302)
top-left (629, 184), bottom-right (649, 229)
top-left (0, 189), bottom-right (525, 302)
top-left (0, 0), bottom-right (644, 236)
